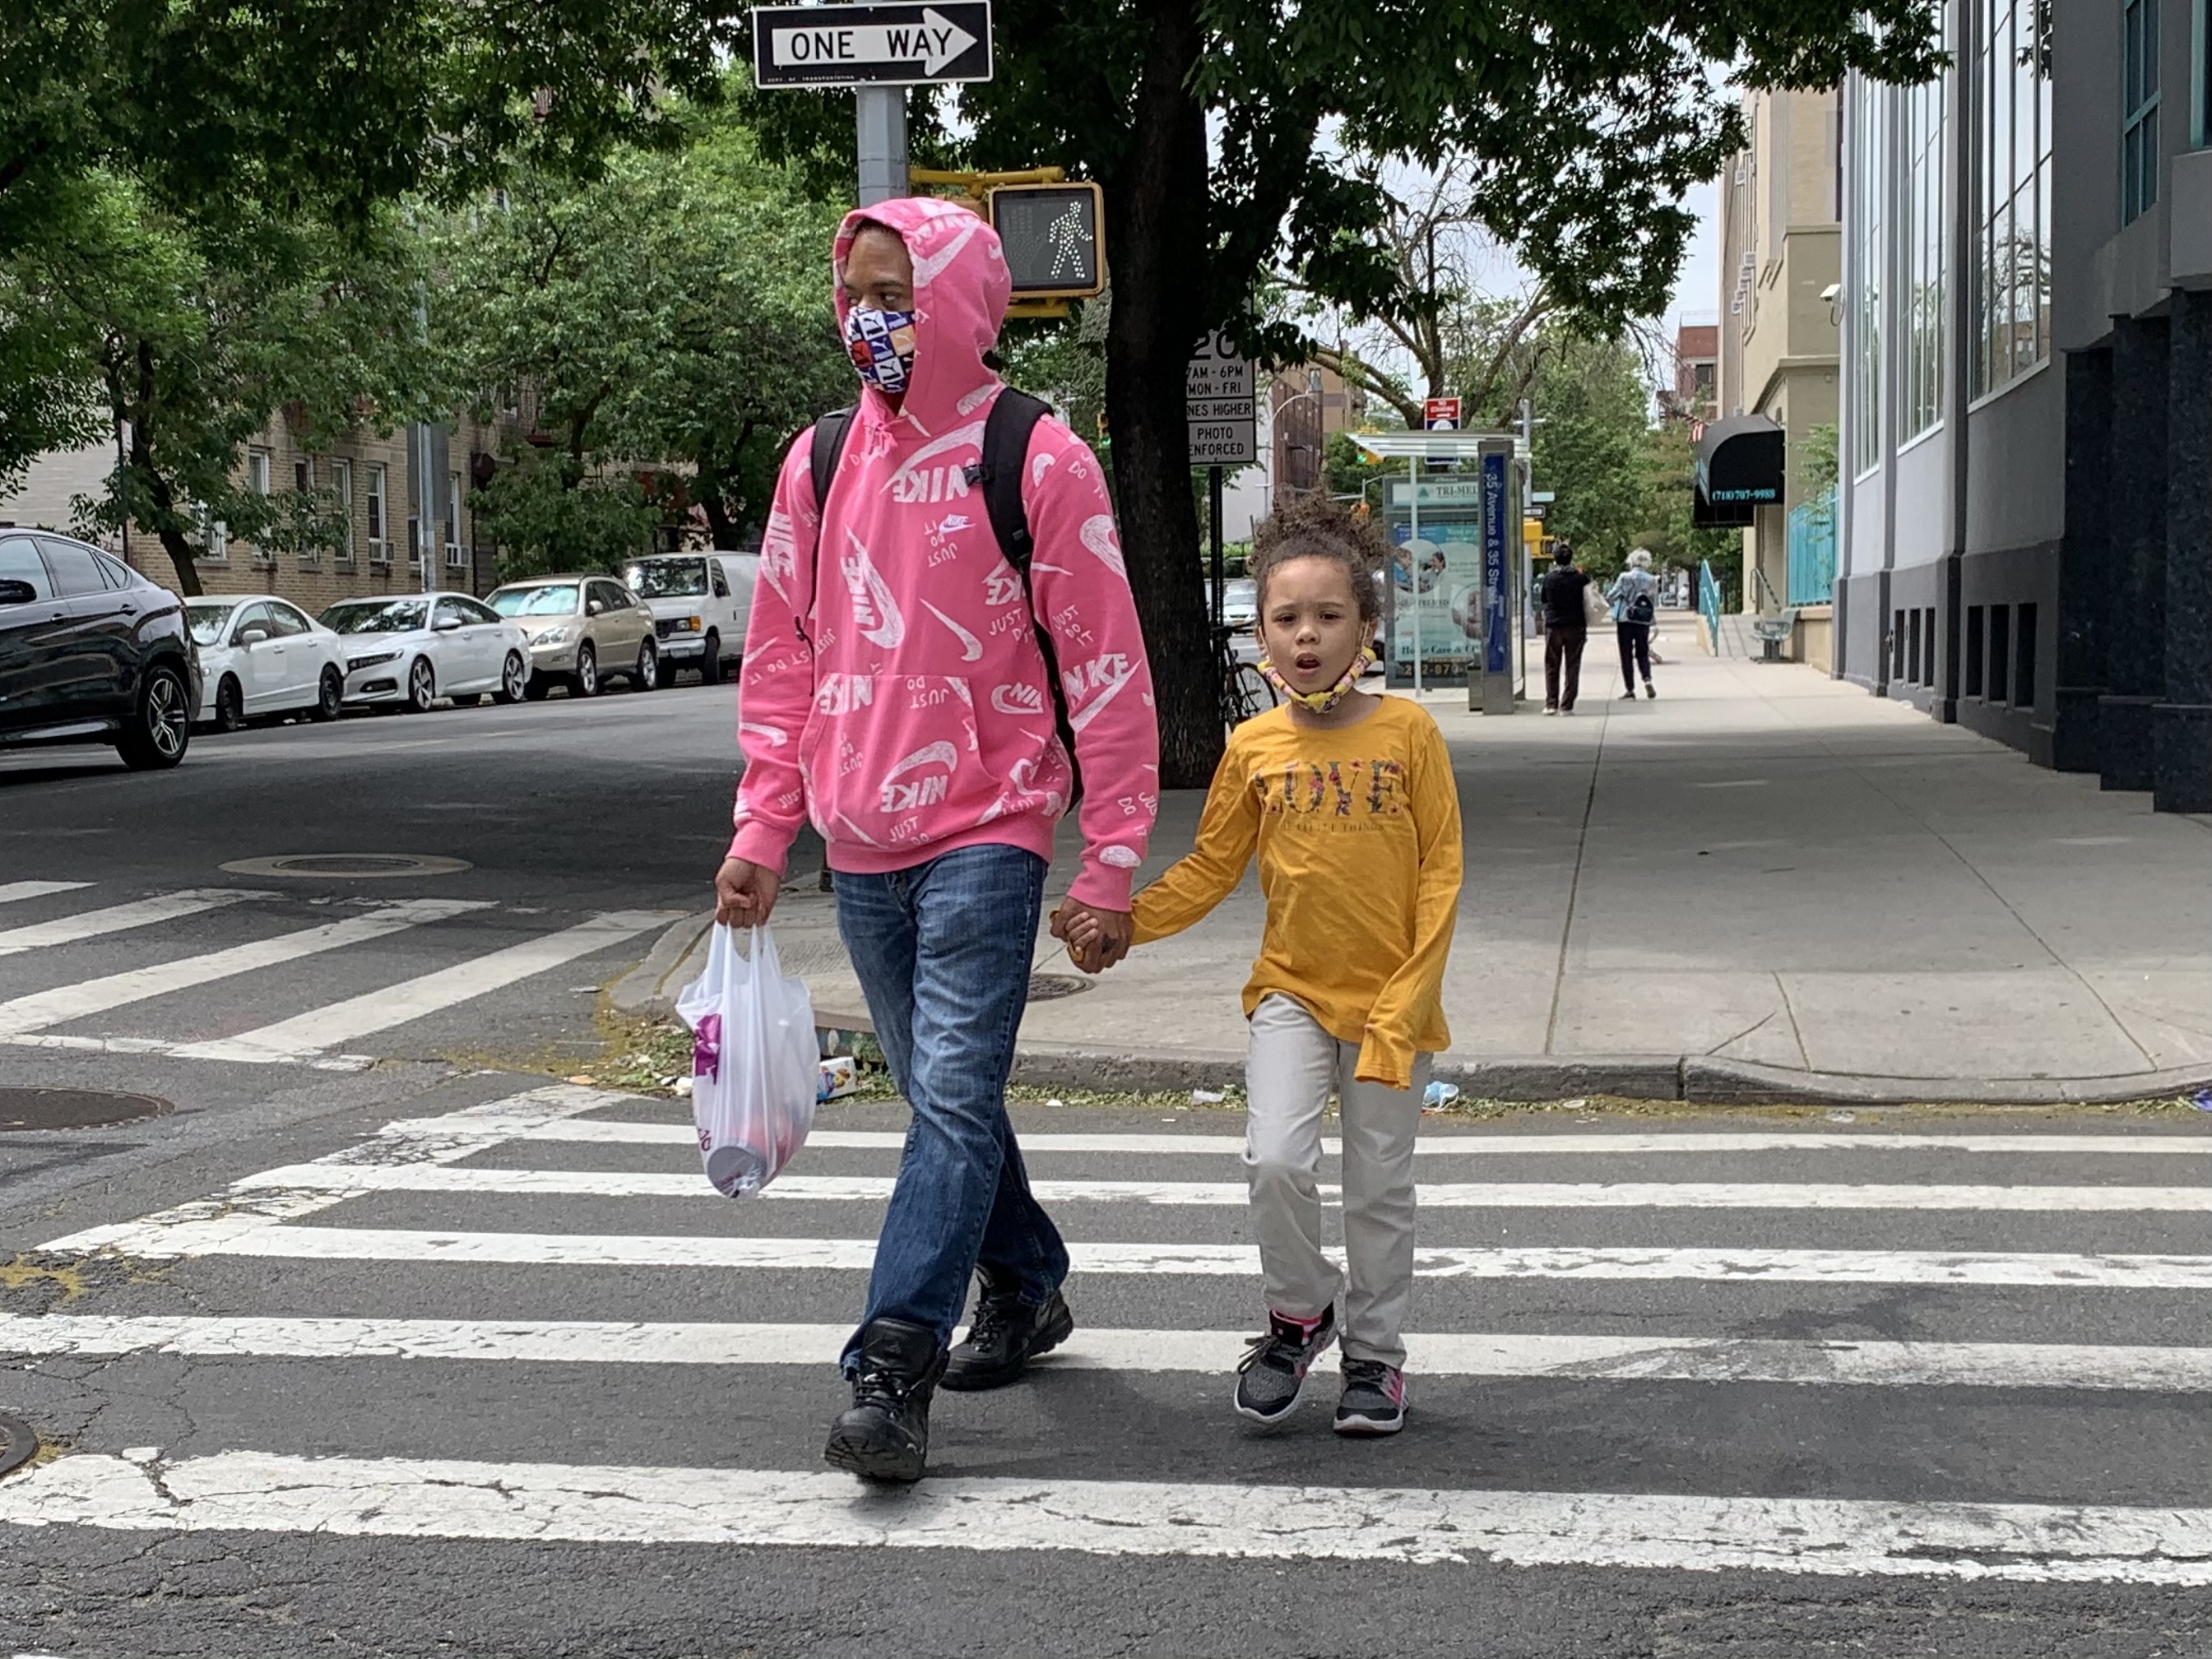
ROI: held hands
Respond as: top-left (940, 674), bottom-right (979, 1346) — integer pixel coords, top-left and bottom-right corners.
top-left (715, 857), bottom-right (781, 929)
top-left (1050, 901), bottom-right (1134, 975)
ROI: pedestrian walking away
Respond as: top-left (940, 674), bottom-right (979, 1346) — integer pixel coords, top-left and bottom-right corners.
top-left (715, 196), bottom-right (1162, 1484)
top-left (1061, 498), bottom-right (1463, 1438)
top-left (1536, 540), bottom-right (1593, 714)
top-left (1608, 548), bottom-right (1659, 699)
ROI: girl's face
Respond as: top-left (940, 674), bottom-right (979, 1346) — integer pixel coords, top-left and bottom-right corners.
top-left (1259, 555), bottom-right (1369, 697)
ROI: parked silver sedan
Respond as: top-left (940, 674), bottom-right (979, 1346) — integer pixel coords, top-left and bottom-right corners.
top-left (486, 575), bottom-right (658, 699)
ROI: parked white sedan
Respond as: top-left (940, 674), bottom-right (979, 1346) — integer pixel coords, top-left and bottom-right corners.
top-left (318, 593), bottom-right (530, 712)
top-left (185, 595), bottom-right (350, 729)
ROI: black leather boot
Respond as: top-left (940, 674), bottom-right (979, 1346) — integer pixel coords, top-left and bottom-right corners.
top-left (823, 1318), bottom-right (947, 1483)
top-left (942, 1267), bottom-right (1075, 1393)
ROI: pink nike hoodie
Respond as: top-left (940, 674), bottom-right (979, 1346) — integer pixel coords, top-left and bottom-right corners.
top-left (728, 196), bottom-right (1161, 911)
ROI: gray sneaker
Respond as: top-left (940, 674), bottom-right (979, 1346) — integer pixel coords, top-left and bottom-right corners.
top-left (1233, 1308), bottom-right (1336, 1424)
top-left (1334, 1358), bottom-right (1407, 1435)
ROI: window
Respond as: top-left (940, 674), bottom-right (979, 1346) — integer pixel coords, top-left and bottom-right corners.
top-left (1902, 36), bottom-right (1946, 442)
top-left (230, 601), bottom-right (272, 645)
top-left (39, 540), bottom-right (108, 597)
top-left (365, 463), bottom-right (387, 557)
top-left (1892, 609), bottom-right (1908, 679)
top-left (445, 470), bottom-right (464, 568)
top-left (294, 457), bottom-right (313, 494)
top-left (195, 504), bottom-right (228, 562)
top-left (265, 602), bottom-right (313, 637)
top-left (1988, 603), bottom-right (2012, 703)
top-left (1977, 0), bottom-right (2055, 395)
top-left (1966, 604), bottom-right (1987, 694)
top-left (1852, 78), bottom-right (1886, 472)
top-left (331, 459), bottom-right (354, 564)
top-left (2015, 602), bottom-right (2038, 704)
top-left (0, 537), bottom-right (54, 599)
top-left (248, 449), bottom-right (271, 496)
top-left (2123, 0), bottom-right (2161, 221)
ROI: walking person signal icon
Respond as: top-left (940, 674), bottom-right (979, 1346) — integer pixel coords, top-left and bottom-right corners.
top-left (989, 183), bottom-right (1106, 299)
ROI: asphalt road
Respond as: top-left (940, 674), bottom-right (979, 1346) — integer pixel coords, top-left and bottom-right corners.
top-left (3, 684), bottom-right (2211, 1657)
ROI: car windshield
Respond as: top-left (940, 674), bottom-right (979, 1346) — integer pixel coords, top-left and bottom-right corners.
top-left (624, 561), bottom-right (707, 599)
top-left (1222, 579), bottom-right (1259, 616)
top-left (184, 602), bottom-right (238, 646)
top-left (323, 600), bottom-right (429, 634)
top-left (489, 583), bottom-right (580, 618)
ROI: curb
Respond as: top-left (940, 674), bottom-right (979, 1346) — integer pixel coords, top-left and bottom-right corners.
top-left (611, 916), bottom-right (2210, 1108)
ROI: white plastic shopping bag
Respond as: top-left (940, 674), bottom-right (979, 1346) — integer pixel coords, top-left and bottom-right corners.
top-left (675, 924), bottom-right (819, 1196)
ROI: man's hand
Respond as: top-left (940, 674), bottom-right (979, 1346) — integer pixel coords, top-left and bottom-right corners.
top-left (1051, 902), bottom-right (1134, 975)
top-left (715, 857), bottom-right (781, 929)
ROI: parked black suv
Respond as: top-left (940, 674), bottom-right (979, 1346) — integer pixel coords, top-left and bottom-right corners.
top-left (0, 531), bottom-right (199, 770)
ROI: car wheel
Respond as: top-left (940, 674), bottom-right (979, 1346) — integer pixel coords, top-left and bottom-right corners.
top-left (118, 664), bottom-right (192, 771)
top-left (573, 642), bottom-right (599, 697)
top-left (403, 656), bottom-right (436, 713)
top-left (523, 672), bottom-right (551, 702)
top-left (700, 632), bottom-right (721, 685)
top-left (633, 639), bottom-right (657, 690)
top-left (213, 676), bottom-right (247, 733)
top-left (311, 666), bottom-right (344, 722)
top-left (494, 651), bottom-right (528, 704)
top-left (654, 655), bottom-right (679, 691)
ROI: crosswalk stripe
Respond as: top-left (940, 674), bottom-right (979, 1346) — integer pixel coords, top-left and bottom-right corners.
top-left (225, 1165), bottom-right (2212, 1212)
top-left (5, 1314), bottom-right (2209, 1392)
top-left (370, 1122), bottom-right (2212, 1156)
top-left (4, 1453), bottom-right (2205, 1581)
top-left (0, 887), bottom-right (275, 957)
top-left (0, 880), bottom-right (94, 906)
top-left (48, 1224), bottom-right (2212, 1287)
top-left (168, 910), bottom-right (687, 1064)
top-left (0, 898), bottom-right (494, 1036)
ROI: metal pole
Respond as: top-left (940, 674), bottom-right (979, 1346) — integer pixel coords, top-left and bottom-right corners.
top-left (1208, 466), bottom-right (1225, 629)
top-left (856, 87), bottom-right (909, 206)
top-left (114, 416), bottom-right (130, 567)
top-left (1407, 455), bottom-right (1422, 697)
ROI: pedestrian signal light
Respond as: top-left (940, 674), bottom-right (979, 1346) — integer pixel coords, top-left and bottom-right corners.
top-left (989, 182), bottom-right (1106, 299)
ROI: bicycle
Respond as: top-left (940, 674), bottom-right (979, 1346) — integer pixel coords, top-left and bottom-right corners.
top-left (1216, 623), bottom-right (1278, 729)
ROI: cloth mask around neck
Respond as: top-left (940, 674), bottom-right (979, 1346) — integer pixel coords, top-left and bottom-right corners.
top-left (844, 304), bottom-right (917, 396)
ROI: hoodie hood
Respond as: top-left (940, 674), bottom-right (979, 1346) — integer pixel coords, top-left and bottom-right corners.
top-left (833, 197), bottom-right (1011, 442)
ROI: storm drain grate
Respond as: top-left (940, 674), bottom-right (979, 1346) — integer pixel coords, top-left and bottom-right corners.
top-left (220, 854), bottom-right (472, 878)
top-left (1027, 974), bottom-right (1092, 1003)
top-left (0, 1087), bottom-right (174, 1132)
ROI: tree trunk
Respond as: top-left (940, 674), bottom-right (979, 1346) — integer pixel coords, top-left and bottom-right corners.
top-left (1102, 0), bottom-right (1215, 788)
top-left (128, 428), bottom-right (203, 599)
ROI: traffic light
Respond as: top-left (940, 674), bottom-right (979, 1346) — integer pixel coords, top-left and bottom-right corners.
top-left (988, 182), bottom-right (1106, 299)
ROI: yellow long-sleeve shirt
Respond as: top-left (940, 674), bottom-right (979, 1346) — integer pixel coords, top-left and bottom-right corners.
top-left (1131, 697), bottom-right (1463, 1090)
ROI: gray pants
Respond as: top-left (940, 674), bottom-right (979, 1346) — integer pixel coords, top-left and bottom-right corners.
top-left (1244, 994), bottom-right (1431, 1369)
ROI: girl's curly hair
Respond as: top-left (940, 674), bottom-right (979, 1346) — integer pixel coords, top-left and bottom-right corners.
top-left (1249, 494), bottom-right (1388, 624)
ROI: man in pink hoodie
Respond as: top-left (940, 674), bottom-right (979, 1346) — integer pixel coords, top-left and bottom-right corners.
top-left (713, 197), bottom-right (1160, 1482)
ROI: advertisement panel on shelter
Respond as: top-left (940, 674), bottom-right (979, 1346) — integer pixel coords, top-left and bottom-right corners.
top-left (1382, 477), bottom-right (1486, 688)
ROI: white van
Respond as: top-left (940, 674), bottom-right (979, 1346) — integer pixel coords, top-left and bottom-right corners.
top-left (622, 552), bottom-right (757, 687)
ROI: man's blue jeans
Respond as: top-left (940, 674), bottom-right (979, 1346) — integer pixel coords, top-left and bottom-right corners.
top-left (832, 842), bottom-right (1069, 1370)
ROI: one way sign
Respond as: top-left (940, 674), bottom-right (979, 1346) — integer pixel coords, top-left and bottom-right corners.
top-left (752, 2), bottom-right (993, 88)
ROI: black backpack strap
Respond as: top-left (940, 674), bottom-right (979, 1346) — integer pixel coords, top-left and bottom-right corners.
top-left (798, 406), bottom-right (857, 646)
top-left (970, 388), bottom-right (1083, 809)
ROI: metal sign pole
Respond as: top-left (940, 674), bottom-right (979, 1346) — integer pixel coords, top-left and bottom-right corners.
top-left (1208, 466), bottom-right (1225, 628)
top-left (856, 86), bottom-right (909, 206)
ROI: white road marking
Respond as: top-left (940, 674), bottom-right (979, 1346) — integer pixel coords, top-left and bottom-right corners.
top-left (374, 1122), bottom-right (2212, 1157)
top-left (225, 1165), bottom-right (2212, 1212)
top-left (0, 887), bottom-right (275, 957)
top-left (36, 1085), bottom-right (642, 1256)
top-left (0, 899), bottom-right (494, 1036)
top-left (49, 1225), bottom-right (2212, 1288)
top-left (7, 1314), bottom-right (2211, 1393)
top-left (3, 1453), bottom-right (2208, 1582)
top-left (0, 1031), bottom-right (378, 1070)
top-left (168, 910), bottom-right (685, 1064)
top-left (0, 880), bottom-right (93, 906)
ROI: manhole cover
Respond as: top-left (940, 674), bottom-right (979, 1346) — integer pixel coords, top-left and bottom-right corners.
top-left (0, 1087), bottom-right (174, 1132)
top-left (220, 854), bottom-right (472, 878)
top-left (0, 1414), bottom-right (35, 1478)
top-left (1027, 974), bottom-right (1092, 1003)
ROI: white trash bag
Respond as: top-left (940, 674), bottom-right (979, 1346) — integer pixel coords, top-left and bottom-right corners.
top-left (675, 924), bottom-right (819, 1196)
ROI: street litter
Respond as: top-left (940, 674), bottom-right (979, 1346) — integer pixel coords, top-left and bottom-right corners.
top-left (818, 1054), bottom-right (859, 1101)
top-left (1423, 1081), bottom-right (1463, 1109)
top-left (676, 924), bottom-right (818, 1197)
top-left (1190, 1089), bottom-right (1226, 1105)
top-left (2191, 1088), bottom-right (2212, 1114)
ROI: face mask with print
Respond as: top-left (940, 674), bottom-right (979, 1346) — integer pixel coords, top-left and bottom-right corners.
top-left (845, 304), bottom-right (917, 396)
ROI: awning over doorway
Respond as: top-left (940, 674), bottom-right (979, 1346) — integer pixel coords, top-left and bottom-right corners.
top-left (1692, 415), bottom-right (1786, 529)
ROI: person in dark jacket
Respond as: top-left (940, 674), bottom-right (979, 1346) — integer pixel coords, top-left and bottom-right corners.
top-left (1535, 542), bottom-right (1591, 715)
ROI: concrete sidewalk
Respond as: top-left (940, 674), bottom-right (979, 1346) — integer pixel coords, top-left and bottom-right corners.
top-left (621, 618), bottom-right (2212, 1104)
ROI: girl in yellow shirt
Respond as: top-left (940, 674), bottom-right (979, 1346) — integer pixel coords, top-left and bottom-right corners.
top-left (1061, 498), bottom-right (1463, 1435)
